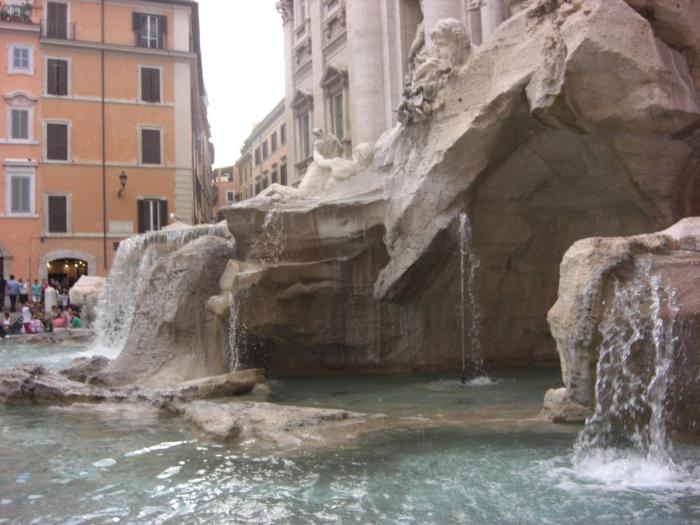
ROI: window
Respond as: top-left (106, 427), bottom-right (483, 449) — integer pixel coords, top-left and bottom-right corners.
top-left (298, 112), bottom-right (311, 160)
top-left (46, 59), bottom-right (68, 96)
top-left (140, 67), bottom-right (161, 103)
top-left (262, 140), bottom-right (268, 160)
top-left (9, 46), bottom-right (32, 74)
top-left (10, 109), bottom-right (29, 140)
top-left (133, 13), bottom-right (167, 49)
top-left (141, 128), bottom-right (161, 164)
top-left (47, 195), bottom-right (68, 233)
top-left (332, 92), bottom-right (344, 140)
top-left (254, 147), bottom-right (261, 165)
top-left (137, 198), bottom-right (167, 233)
top-left (226, 191), bottom-right (234, 204)
top-left (46, 2), bottom-right (68, 39)
top-left (280, 163), bottom-right (287, 185)
top-left (280, 123), bottom-right (286, 145)
top-left (6, 168), bottom-right (34, 215)
top-left (271, 170), bottom-right (278, 184)
top-left (271, 132), bottom-right (277, 152)
top-left (46, 122), bottom-right (68, 160)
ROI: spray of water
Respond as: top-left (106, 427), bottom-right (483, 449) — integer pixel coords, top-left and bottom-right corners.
top-left (93, 224), bottom-right (230, 354)
top-left (572, 259), bottom-right (691, 485)
top-left (458, 212), bottom-right (484, 383)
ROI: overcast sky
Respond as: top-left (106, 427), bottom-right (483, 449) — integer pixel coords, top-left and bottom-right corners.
top-left (198, 0), bottom-right (285, 168)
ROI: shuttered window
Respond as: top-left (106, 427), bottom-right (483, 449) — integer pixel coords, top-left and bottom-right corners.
top-left (47, 195), bottom-right (68, 233)
top-left (137, 199), bottom-right (167, 233)
top-left (141, 128), bottom-right (161, 164)
top-left (47, 2), bottom-right (68, 39)
top-left (10, 109), bottom-right (29, 139)
top-left (47, 59), bottom-right (69, 96)
top-left (140, 67), bottom-right (160, 103)
top-left (46, 123), bottom-right (68, 160)
top-left (280, 164), bottom-right (287, 185)
top-left (133, 13), bottom-right (167, 49)
top-left (10, 176), bottom-right (31, 213)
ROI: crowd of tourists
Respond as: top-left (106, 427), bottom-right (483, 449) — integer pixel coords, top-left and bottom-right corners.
top-left (0, 275), bottom-right (81, 337)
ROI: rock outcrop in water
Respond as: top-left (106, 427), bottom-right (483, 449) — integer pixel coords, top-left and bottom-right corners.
top-left (548, 218), bottom-right (700, 438)
top-left (93, 225), bottom-right (235, 387)
top-left (217, 0), bottom-right (700, 374)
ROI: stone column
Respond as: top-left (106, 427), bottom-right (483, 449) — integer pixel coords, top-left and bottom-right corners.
top-left (346, 0), bottom-right (387, 146)
top-left (420, 0), bottom-right (464, 50)
top-left (481, 0), bottom-right (505, 42)
top-left (279, 1), bottom-right (298, 183)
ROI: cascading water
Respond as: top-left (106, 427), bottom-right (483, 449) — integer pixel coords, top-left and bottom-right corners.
top-left (571, 259), bottom-right (695, 486)
top-left (227, 210), bottom-right (285, 370)
top-left (458, 212), bottom-right (484, 383)
top-left (93, 224), bottom-right (230, 354)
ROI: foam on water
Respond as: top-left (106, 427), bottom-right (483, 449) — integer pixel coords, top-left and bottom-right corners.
top-left (570, 260), bottom-right (696, 490)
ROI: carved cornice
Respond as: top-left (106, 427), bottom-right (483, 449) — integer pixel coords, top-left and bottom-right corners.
top-left (275, 0), bottom-right (293, 24)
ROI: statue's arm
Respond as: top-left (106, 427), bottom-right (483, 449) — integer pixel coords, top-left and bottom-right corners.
top-left (313, 148), bottom-right (333, 169)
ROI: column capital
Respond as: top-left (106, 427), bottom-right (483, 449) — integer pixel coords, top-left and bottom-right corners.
top-left (275, 0), bottom-right (294, 25)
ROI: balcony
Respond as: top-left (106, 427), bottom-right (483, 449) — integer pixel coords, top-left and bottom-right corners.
top-left (41, 19), bottom-right (75, 40)
top-left (0, 3), bottom-right (35, 24)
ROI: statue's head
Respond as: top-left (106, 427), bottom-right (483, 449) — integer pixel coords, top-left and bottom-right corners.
top-left (353, 143), bottom-right (374, 168)
top-left (429, 18), bottom-right (469, 67)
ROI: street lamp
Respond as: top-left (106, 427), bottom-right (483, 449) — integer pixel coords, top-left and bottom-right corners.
top-left (118, 171), bottom-right (128, 198)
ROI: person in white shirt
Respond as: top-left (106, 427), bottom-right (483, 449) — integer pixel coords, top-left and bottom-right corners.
top-left (21, 304), bottom-right (32, 334)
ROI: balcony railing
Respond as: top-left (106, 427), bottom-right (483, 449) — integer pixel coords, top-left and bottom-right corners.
top-left (41, 19), bottom-right (75, 40)
top-left (0, 3), bottom-right (34, 24)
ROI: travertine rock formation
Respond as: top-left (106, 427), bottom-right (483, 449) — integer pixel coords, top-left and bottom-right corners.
top-left (69, 276), bottom-right (106, 326)
top-left (219, 0), bottom-right (700, 374)
top-left (97, 235), bottom-right (236, 387)
top-left (548, 218), bottom-right (700, 436)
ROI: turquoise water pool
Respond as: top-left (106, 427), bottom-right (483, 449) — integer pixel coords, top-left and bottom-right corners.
top-left (0, 343), bottom-right (698, 524)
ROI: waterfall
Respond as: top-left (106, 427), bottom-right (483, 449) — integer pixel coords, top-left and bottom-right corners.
top-left (458, 212), bottom-right (484, 382)
top-left (258, 209), bottom-right (285, 265)
top-left (226, 210), bottom-right (284, 371)
top-left (574, 259), bottom-right (679, 466)
top-left (93, 224), bottom-right (230, 353)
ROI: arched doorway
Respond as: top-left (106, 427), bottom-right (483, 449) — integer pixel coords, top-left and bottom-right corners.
top-left (46, 258), bottom-right (88, 289)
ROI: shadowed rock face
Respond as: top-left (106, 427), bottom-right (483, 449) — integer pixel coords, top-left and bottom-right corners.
top-left (219, 0), bottom-right (700, 374)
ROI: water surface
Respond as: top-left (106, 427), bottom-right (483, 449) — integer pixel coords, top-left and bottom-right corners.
top-left (1, 343), bottom-right (698, 524)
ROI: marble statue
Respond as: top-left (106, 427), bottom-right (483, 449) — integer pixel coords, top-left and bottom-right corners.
top-left (256, 129), bottom-right (346, 202)
top-left (315, 142), bottom-right (375, 192)
top-left (398, 18), bottom-right (470, 125)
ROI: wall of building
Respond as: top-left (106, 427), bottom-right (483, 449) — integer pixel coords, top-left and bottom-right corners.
top-left (0, 0), bottom-right (211, 282)
top-left (237, 99), bottom-right (288, 199)
top-left (0, 4), bottom-right (43, 281)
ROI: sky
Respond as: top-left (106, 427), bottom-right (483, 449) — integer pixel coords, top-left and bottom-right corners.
top-left (197, 0), bottom-right (285, 168)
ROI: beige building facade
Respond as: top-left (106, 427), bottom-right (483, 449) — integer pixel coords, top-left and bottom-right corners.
top-left (276, 0), bottom-right (528, 182)
top-left (236, 98), bottom-right (288, 200)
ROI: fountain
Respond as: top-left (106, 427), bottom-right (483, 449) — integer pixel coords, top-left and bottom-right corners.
top-left (1, 1), bottom-right (699, 521)
top-left (93, 223), bottom-right (231, 353)
top-left (458, 212), bottom-right (484, 383)
top-left (574, 265), bottom-right (678, 457)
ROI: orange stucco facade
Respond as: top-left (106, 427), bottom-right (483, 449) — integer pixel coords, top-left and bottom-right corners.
top-left (0, 0), bottom-right (213, 284)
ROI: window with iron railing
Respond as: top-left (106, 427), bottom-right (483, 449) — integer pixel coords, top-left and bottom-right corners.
top-left (45, 1), bottom-right (68, 38)
top-left (133, 13), bottom-right (167, 49)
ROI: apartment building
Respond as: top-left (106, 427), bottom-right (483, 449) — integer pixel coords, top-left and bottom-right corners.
top-left (236, 98), bottom-right (288, 200)
top-left (0, 1), bottom-right (43, 282)
top-left (212, 164), bottom-right (240, 218)
top-left (0, 0), bottom-right (214, 284)
top-left (276, 0), bottom-right (524, 182)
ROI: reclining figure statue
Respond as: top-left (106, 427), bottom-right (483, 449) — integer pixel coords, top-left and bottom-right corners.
top-left (257, 129), bottom-right (373, 202)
